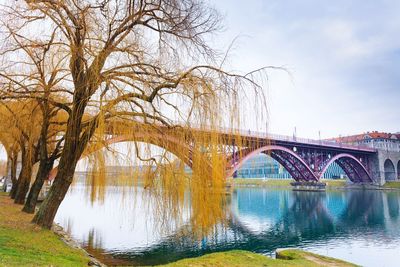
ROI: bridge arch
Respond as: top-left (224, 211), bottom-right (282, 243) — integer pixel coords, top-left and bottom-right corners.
top-left (227, 145), bottom-right (318, 181)
top-left (104, 134), bottom-right (195, 168)
top-left (319, 153), bottom-right (373, 183)
top-left (384, 159), bottom-right (396, 181)
top-left (49, 132), bottom-right (202, 180)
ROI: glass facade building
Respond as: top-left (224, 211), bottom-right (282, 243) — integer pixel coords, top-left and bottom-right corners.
top-left (235, 153), bottom-right (346, 179)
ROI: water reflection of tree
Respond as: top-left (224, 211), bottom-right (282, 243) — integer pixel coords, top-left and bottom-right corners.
top-left (84, 190), bottom-right (400, 266)
top-left (84, 228), bottom-right (131, 266)
top-left (122, 191), bottom-right (336, 265)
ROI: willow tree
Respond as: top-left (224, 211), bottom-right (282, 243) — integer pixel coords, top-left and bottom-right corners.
top-left (0, 18), bottom-right (70, 212)
top-left (0, 100), bottom-right (42, 203)
top-left (2, 0), bottom-right (266, 230)
top-left (0, 123), bottom-right (20, 193)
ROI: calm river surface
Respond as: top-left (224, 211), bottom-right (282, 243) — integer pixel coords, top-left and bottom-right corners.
top-left (55, 183), bottom-right (400, 267)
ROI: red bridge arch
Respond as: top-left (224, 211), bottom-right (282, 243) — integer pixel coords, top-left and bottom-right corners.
top-left (227, 145), bottom-right (319, 181)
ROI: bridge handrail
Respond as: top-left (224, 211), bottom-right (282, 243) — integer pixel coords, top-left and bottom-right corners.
top-left (183, 124), bottom-right (376, 152)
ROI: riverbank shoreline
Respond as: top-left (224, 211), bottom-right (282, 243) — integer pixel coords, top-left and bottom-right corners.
top-left (0, 191), bottom-right (361, 267)
top-left (229, 178), bottom-right (400, 190)
top-left (160, 249), bottom-right (357, 266)
top-left (0, 192), bottom-right (102, 266)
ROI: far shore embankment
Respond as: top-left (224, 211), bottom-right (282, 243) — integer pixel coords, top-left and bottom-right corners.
top-left (228, 178), bottom-right (400, 190)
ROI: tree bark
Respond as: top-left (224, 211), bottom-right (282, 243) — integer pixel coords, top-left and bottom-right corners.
top-left (9, 183), bottom-right (18, 198)
top-left (10, 153), bottom-right (17, 185)
top-left (32, 95), bottom-right (89, 228)
top-left (10, 165), bottom-right (23, 199)
top-left (14, 157), bottom-right (33, 204)
top-left (14, 143), bottom-right (35, 205)
top-left (22, 160), bottom-right (54, 213)
top-left (31, 159), bottom-right (77, 228)
top-left (8, 153), bottom-right (18, 197)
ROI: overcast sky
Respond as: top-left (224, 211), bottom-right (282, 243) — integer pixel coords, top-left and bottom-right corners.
top-left (1, 1), bottom-right (399, 161)
top-left (210, 0), bottom-right (400, 139)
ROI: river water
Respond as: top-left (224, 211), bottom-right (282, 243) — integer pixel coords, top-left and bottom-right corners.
top-left (55, 183), bottom-right (400, 266)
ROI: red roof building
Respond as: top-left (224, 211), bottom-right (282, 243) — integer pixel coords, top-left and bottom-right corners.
top-left (328, 131), bottom-right (400, 152)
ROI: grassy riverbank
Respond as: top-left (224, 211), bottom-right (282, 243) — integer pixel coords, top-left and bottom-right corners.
top-left (231, 178), bottom-right (348, 188)
top-left (0, 192), bottom-right (91, 267)
top-left (383, 181), bottom-right (400, 189)
top-left (162, 249), bottom-right (357, 267)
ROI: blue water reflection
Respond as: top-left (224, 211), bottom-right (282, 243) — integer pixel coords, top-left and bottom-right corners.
top-left (55, 186), bottom-right (400, 266)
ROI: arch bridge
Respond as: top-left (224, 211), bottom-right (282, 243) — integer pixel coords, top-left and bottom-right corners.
top-left (66, 123), bottom-right (385, 185)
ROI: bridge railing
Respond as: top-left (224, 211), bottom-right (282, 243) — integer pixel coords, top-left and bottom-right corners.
top-left (248, 130), bottom-right (375, 152)
top-left (199, 125), bottom-right (376, 152)
top-left (170, 122), bottom-right (376, 152)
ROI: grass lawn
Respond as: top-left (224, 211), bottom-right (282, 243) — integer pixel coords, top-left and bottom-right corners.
top-left (0, 192), bottom-right (91, 267)
top-left (161, 249), bottom-right (357, 267)
top-left (383, 181), bottom-right (400, 189)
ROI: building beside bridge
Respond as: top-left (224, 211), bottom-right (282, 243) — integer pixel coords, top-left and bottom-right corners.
top-left (235, 154), bottom-right (346, 179)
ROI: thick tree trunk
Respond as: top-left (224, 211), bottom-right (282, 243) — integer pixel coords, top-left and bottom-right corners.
top-left (14, 159), bottom-right (33, 205)
top-left (10, 166), bottom-right (23, 199)
top-left (22, 160), bottom-right (54, 213)
top-left (32, 149), bottom-right (79, 228)
top-left (32, 93), bottom-right (90, 228)
top-left (9, 183), bottom-right (18, 198)
top-left (10, 153), bottom-right (17, 185)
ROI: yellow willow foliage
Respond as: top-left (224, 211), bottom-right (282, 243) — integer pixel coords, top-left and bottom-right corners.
top-left (0, 100), bottom-right (42, 152)
top-left (86, 150), bottom-right (107, 205)
top-left (64, 67), bottom-right (262, 236)
top-left (74, 103), bottom-right (255, 238)
top-left (0, 96), bottom-right (71, 164)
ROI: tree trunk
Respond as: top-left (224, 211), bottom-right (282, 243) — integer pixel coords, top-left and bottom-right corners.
top-left (9, 183), bottom-right (18, 198)
top-left (22, 160), bottom-right (54, 213)
top-left (14, 158), bottom-right (33, 205)
top-left (10, 165), bottom-right (23, 199)
top-left (32, 151), bottom-right (79, 228)
top-left (8, 153), bottom-right (18, 197)
top-left (32, 94), bottom-right (89, 228)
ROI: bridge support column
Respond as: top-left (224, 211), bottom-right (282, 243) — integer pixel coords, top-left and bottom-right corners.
top-left (370, 151), bottom-right (400, 185)
top-left (290, 181), bottom-right (326, 191)
top-left (368, 153), bottom-right (383, 185)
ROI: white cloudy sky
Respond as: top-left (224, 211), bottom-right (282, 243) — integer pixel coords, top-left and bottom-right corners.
top-left (209, 0), bottom-right (400, 139)
top-left (1, 1), bottom-right (399, 161)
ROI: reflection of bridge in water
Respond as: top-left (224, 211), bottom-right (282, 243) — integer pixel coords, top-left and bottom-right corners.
top-left (89, 189), bottom-right (400, 266)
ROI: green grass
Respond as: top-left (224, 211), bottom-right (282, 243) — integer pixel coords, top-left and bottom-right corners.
top-left (160, 249), bottom-right (358, 267)
top-left (230, 178), bottom-right (348, 188)
top-left (322, 179), bottom-right (348, 187)
top-left (383, 181), bottom-right (400, 189)
top-left (0, 192), bottom-right (91, 267)
top-left (231, 178), bottom-right (292, 187)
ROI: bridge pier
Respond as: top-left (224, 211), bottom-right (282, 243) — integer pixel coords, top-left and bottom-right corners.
top-left (290, 181), bottom-right (326, 192)
top-left (369, 151), bottom-right (400, 185)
